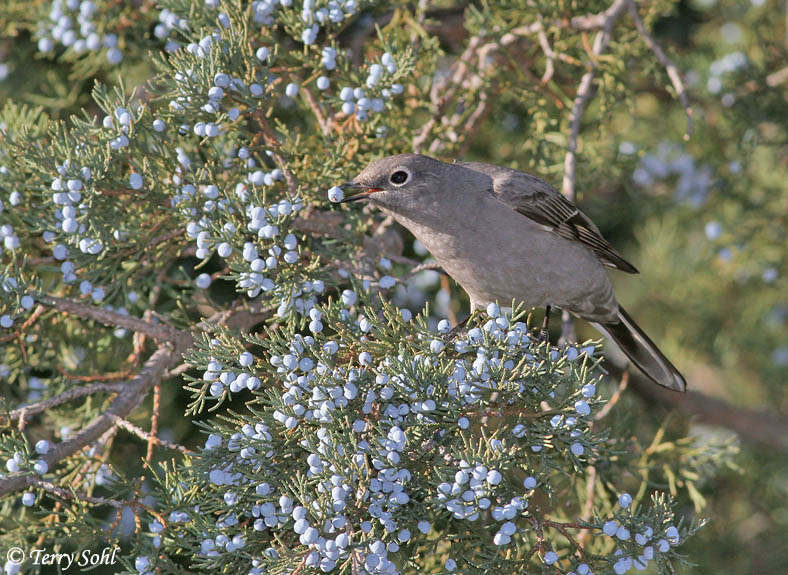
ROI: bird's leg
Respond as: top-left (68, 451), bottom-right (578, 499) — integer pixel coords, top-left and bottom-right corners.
top-left (448, 314), bottom-right (470, 337)
top-left (538, 305), bottom-right (552, 343)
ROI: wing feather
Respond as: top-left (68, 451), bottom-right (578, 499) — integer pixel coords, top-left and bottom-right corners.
top-left (458, 161), bottom-right (639, 274)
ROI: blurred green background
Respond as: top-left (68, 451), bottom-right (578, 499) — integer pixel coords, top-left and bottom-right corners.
top-left (468, 2), bottom-right (788, 571)
top-left (1, 0), bottom-right (785, 573)
top-left (460, 2), bottom-right (788, 571)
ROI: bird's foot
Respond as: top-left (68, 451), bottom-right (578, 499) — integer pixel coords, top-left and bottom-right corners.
top-left (448, 315), bottom-right (470, 338)
top-left (537, 305), bottom-right (552, 344)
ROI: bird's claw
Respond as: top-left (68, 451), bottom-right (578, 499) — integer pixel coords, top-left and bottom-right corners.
top-left (448, 324), bottom-right (468, 338)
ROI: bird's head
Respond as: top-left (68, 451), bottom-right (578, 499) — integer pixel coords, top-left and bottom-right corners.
top-left (340, 154), bottom-right (489, 217)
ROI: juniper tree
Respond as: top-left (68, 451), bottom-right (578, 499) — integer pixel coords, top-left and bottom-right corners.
top-left (0, 1), bottom-right (741, 574)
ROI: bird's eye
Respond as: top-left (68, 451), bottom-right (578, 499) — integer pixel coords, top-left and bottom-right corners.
top-left (390, 170), bottom-right (409, 185)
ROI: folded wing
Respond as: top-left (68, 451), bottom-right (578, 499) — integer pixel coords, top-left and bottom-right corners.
top-left (459, 162), bottom-right (639, 274)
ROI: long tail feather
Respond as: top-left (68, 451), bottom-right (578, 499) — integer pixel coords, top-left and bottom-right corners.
top-left (594, 306), bottom-right (686, 392)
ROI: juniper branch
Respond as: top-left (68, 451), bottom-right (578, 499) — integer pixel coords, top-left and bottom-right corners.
top-left (0, 340), bottom-right (190, 497)
top-left (36, 294), bottom-right (179, 342)
top-left (9, 382), bottom-right (125, 426)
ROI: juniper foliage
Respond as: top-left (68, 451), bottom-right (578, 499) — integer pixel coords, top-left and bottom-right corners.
top-left (0, 1), bottom-right (741, 574)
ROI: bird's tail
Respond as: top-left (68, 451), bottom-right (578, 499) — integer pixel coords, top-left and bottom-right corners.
top-left (593, 306), bottom-right (687, 392)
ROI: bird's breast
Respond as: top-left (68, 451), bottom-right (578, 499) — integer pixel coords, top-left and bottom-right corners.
top-left (383, 196), bottom-right (617, 317)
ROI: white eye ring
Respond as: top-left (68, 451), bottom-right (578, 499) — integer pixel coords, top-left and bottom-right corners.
top-left (389, 167), bottom-right (411, 186)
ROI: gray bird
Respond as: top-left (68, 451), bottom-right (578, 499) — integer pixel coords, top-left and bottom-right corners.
top-left (342, 153), bottom-right (686, 392)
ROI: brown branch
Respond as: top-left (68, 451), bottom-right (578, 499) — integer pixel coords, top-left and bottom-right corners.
top-left (30, 477), bottom-right (169, 533)
top-left (378, 254), bottom-right (420, 269)
top-left (146, 382), bottom-right (162, 463)
top-left (301, 85), bottom-right (331, 137)
top-left (106, 506), bottom-right (123, 536)
top-left (404, 261), bottom-right (447, 279)
top-left (110, 415), bottom-right (193, 454)
top-left (561, 0), bottom-right (629, 200)
top-left (543, 519), bottom-right (588, 555)
top-left (8, 382), bottom-right (125, 427)
top-left (54, 366), bottom-right (134, 382)
top-left (558, 0), bottom-right (629, 343)
top-left (441, 274), bottom-right (459, 327)
top-left (458, 91), bottom-right (490, 154)
top-left (29, 478), bottom-right (126, 509)
top-left (500, 6), bottom-right (636, 43)
top-left (252, 111), bottom-right (298, 194)
top-left (766, 66), bottom-right (788, 87)
top-left (163, 362), bottom-right (191, 379)
top-left (560, 0), bottom-right (694, 200)
top-left (576, 466), bottom-right (598, 548)
top-left (536, 20), bottom-right (555, 85)
top-left (630, 374), bottom-right (788, 450)
top-left (594, 371), bottom-right (629, 421)
top-left (627, 1), bottom-right (693, 139)
top-left (36, 294), bottom-right (178, 342)
top-left (413, 36), bottom-right (483, 153)
top-left (145, 226), bottom-right (186, 251)
top-left (197, 302), bottom-right (274, 334)
top-left (288, 552), bottom-right (312, 575)
top-left (413, 1), bottom-right (635, 155)
top-left (0, 338), bottom-right (190, 497)
top-left (527, 515), bottom-right (547, 559)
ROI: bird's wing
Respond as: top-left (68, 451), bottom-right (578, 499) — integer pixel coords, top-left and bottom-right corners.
top-left (459, 162), bottom-right (639, 273)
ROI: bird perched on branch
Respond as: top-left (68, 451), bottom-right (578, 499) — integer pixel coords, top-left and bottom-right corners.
top-left (341, 154), bottom-right (686, 392)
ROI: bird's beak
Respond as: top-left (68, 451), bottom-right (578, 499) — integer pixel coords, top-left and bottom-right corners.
top-left (340, 182), bottom-right (382, 203)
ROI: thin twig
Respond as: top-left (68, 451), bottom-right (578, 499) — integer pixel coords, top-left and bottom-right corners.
top-left (594, 371), bottom-right (629, 421)
top-left (37, 294), bottom-right (178, 342)
top-left (414, 1), bottom-right (633, 155)
top-left (252, 110), bottom-right (298, 194)
top-left (9, 382), bottom-right (125, 425)
top-left (289, 552), bottom-right (311, 575)
top-left (54, 365), bottom-right (134, 383)
top-left (198, 303), bottom-right (275, 333)
top-left (766, 66), bottom-right (788, 87)
top-left (404, 261), bottom-right (447, 279)
top-left (301, 85), bottom-right (331, 137)
top-left (458, 91), bottom-right (490, 155)
top-left (110, 415), bottom-right (193, 454)
top-left (561, 0), bottom-right (629, 200)
top-left (576, 466), bottom-right (598, 548)
top-left (543, 519), bottom-right (588, 556)
top-left (385, 253), bottom-right (424, 268)
top-left (146, 382), bottom-right (162, 463)
top-left (145, 226), bottom-right (186, 251)
top-left (536, 19), bottom-right (555, 85)
top-left (29, 478), bottom-right (126, 508)
top-left (164, 362), bottom-right (192, 378)
top-left (413, 36), bottom-right (483, 152)
top-left (31, 477), bottom-right (167, 532)
top-left (627, 0), bottom-right (693, 139)
top-left (0, 304), bottom-right (46, 343)
top-left (440, 274), bottom-right (459, 327)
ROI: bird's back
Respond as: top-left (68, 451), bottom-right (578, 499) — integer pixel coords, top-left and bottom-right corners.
top-left (383, 161), bottom-right (619, 320)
